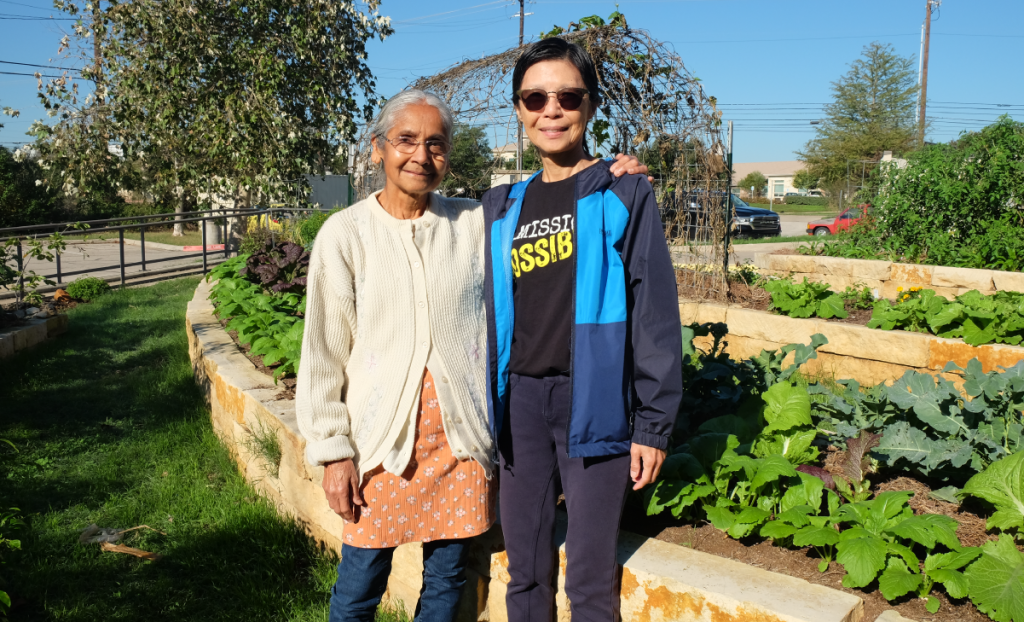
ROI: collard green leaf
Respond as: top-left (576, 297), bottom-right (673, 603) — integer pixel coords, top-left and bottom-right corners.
top-left (962, 451), bottom-right (1024, 532)
top-left (876, 421), bottom-right (934, 466)
top-left (964, 535), bottom-right (1024, 622)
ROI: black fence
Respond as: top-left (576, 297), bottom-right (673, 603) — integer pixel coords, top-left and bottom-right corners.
top-left (1, 207), bottom-right (333, 298)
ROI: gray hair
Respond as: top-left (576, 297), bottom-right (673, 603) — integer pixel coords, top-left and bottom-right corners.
top-left (371, 90), bottom-right (454, 144)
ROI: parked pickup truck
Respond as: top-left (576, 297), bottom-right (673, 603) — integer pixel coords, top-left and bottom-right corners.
top-left (806, 205), bottom-right (871, 236)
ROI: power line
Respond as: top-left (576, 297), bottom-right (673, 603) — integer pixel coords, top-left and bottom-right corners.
top-left (0, 59), bottom-right (81, 71)
top-left (0, 69), bottom-right (69, 77)
top-left (0, 11), bottom-right (75, 19)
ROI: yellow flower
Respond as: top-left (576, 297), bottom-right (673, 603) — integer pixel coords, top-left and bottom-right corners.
top-left (897, 287), bottom-right (904, 292)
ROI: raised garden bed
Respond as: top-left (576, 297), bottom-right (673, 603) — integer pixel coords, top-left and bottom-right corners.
top-left (755, 253), bottom-right (1024, 300)
top-left (188, 278), bottom-right (882, 622)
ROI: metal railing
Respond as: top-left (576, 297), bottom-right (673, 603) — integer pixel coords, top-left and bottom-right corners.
top-left (1, 207), bottom-right (334, 297)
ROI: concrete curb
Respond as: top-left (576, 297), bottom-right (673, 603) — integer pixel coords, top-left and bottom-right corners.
top-left (0, 314), bottom-right (68, 360)
top-left (679, 299), bottom-right (1024, 386)
top-left (187, 280), bottom-right (865, 622)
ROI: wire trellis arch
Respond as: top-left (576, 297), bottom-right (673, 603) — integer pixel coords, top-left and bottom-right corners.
top-left (352, 25), bottom-right (734, 298)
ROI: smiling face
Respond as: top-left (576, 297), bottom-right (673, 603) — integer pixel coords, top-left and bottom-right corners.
top-left (515, 59), bottom-right (596, 159)
top-left (371, 102), bottom-right (449, 198)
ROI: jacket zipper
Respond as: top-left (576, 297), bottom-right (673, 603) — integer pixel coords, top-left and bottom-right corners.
top-left (565, 175), bottom-right (579, 457)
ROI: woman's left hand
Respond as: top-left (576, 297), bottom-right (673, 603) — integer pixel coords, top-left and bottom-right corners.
top-left (610, 153), bottom-right (655, 184)
top-left (630, 443), bottom-right (666, 490)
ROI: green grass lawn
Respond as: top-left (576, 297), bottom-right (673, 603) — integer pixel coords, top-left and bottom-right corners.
top-left (0, 277), bottom-right (407, 622)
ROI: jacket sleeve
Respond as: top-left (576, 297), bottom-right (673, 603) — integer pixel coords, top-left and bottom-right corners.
top-left (295, 223), bottom-right (358, 467)
top-left (619, 176), bottom-right (682, 451)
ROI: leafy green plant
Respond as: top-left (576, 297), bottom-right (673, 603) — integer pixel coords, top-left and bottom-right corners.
top-left (66, 276), bottom-right (111, 302)
top-left (839, 285), bottom-right (876, 310)
top-left (963, 534), bottom-right (1024, 622)
top-left (207, 255), bottom-right (306, 381)
top-left (763, 277), bottom-right (848, 319)
top-left (0, 439), bottom-right (22, 621)
top-left (647, 376), bottom-right (824, 534)
top-left (961, 451), bottom-right (1024, 534)
top-left (296, 209), bottom-right (340, 248)
top-left (812, 360), bottom-right (1024, 487)
top-left (869, 288), bottom-right (1024, 347)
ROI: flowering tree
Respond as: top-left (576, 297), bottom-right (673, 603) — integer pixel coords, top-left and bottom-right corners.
top-left (34, 0), bottom-right (392, 233)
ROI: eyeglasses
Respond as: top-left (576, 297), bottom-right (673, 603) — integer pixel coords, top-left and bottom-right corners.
top-left (515, 88), bottom-right (590, 112)
top-left (383, 136), bottom-right (451, 156)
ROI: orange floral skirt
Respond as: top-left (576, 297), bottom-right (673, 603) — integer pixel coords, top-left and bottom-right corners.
top-left (343, 370), bottom-right (496, 549)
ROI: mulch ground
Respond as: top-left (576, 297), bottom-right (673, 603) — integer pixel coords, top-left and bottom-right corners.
top-left (621, 472), bottom-right (997, 622)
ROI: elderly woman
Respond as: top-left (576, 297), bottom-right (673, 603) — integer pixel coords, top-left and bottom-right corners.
top-left (296, 89), bottom-right (649, 622)
top-left (482, 38), bottom-right (683, 621)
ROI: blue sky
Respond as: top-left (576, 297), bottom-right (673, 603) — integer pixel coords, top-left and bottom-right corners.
top-left (2, 0), bottom-right (1023, 162)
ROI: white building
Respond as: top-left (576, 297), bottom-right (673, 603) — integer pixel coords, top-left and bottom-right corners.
top-left (731, 160), bottom-right (806, 200)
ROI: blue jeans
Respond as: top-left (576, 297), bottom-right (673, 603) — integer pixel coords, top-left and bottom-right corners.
top-left (329, 540), bottom-right (469, 622)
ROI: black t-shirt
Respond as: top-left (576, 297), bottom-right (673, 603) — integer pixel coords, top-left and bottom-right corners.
top-left (509, 175), bottom-right (576, 377)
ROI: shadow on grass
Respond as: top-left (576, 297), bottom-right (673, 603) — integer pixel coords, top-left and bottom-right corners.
top-left (0, 277), bottom-right (338, 621)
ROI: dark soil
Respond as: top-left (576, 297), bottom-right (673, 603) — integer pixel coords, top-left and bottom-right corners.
top-left (621, 473), bottom-right (997, 622)
top-left (218, 316), bottom-right (297, 400)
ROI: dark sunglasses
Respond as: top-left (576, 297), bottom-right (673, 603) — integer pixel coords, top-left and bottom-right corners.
top-left (515, 87), bottom-right (590, 112)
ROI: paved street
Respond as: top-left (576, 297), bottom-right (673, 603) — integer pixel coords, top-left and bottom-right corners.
top-left (780, 213), bottom-right (825, 237)
top-left (9, 241), bottom-right (228, 288)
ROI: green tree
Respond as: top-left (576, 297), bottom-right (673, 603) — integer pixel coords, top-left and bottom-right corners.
top-left (36, 0), bottom-right (392, 234)
top-left (738, 171), bottom-right (767, 198)
top-left (798, 42), bottom-right (919, 197)
top-left (792, 169), bottom-right (819, 191)
top-left (0, 147), bottom-right (63, 228)
top-left (440, 125), bottom-right (494, 199)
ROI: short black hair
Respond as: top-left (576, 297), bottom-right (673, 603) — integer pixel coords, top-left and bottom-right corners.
top-left (511, 37), bottom-right (602, 106)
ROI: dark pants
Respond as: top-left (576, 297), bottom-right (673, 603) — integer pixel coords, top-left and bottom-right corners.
top-left (499, 373), bottom-right (632, 622)
top-left (329, 540), bottom-right (468, 622)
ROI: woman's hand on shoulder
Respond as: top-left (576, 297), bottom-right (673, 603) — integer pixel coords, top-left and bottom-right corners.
top-left (610, 153), bottom-right (655, 184)
top-left (322, 458), bottom-right (365, 521)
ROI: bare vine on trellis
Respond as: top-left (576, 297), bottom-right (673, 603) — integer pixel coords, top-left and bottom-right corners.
top-left (352, 16), bottom-right (734, 298)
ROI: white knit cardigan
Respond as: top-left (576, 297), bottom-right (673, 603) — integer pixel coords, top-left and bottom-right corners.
top-left (295, 192), bottom-right (494, 479)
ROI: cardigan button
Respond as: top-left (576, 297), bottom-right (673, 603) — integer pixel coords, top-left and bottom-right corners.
top-left (455, 417), bottom-right (463, 424)
top-left (441, 376), bottom-right (449, 383)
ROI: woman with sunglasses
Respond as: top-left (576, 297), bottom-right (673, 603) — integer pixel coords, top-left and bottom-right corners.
top-left (296, 88), bottom-right (650, 622)
top-left (483, 38), bottom-right (683, 621)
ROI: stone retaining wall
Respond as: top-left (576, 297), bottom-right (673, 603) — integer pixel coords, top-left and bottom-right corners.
top-left (680, 300), bottom-right (1024, 385)
top-left (187, 279), bottom-right (867, 622)
top-left (754, 253), bottom-right (1024, 299)
top-left (0, 314), bottom-right (68, 360)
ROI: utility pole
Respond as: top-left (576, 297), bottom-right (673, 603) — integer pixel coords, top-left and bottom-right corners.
top-left (515, 0), bottom-right (525, 182)
top-left (918, 0), bottom-right (939, 146)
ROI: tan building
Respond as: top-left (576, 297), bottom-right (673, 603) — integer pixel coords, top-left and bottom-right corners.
top-left (731, 160), bottom-right (806, 200)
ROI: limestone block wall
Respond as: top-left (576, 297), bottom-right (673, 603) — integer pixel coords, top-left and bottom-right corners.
top-left (753, 253), bottom-right (1024, 300)
top-left (680, 301), bottom-right (1024, 386)
top-left (0, 314), bottom-right (68, 360)
top-left (187, 279), bottom-right (869, 622)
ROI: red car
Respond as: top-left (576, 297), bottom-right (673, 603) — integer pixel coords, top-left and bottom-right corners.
top-left (806, 205), bottom-right (871, 236)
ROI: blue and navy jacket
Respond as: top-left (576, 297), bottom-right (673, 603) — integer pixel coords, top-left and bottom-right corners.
top-left (483, 160), bottom-right (683, 458)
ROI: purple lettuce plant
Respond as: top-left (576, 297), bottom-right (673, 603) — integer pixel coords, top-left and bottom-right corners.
top-left (240, 240), bottom-right (310, 294)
